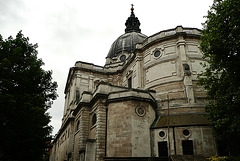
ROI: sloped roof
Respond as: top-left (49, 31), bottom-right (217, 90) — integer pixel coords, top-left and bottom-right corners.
top-left (152, 113), bottom-right (210, 128)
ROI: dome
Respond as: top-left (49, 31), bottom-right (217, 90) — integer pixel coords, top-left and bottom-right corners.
top-left (106, 5), bottom-right (147, 59)
top-left (107, 32), bottom-right (147, 58)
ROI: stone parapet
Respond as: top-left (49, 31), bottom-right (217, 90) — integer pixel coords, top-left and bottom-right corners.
top-left (138, 26), bottom-right (201, 50)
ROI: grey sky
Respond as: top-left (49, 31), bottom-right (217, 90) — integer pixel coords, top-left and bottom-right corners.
top-left (0, 0), bottom-right (213, 135)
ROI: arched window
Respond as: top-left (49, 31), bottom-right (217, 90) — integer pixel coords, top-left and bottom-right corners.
top-left (128, 77), bottom-right (132, 88)
top-left (92, 113), bottom-right (97, 126)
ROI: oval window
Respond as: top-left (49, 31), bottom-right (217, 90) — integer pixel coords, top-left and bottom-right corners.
top-left (154, 50), bottom-right (161, 57)
top-left (159, 131), bottom-right (165, 137)
top-left (120, 55), bottom-right (126, 62)
top-left (183, 129), bottom-right (190, 136)
top-left (135, 107), bottom-right (146, 117)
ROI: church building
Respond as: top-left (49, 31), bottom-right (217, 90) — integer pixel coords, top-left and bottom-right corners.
top-left (50, 6), bottom-right (217, 161)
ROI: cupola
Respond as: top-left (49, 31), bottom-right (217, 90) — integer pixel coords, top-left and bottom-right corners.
top-left (106, 5), bottom-right (147, 62)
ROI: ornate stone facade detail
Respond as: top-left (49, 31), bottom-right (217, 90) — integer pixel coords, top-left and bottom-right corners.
top-left (50, 7), bottom-right (217, 161)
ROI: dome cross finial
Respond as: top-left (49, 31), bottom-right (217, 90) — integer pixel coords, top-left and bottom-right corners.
top-left (125, 4), bottom-right (141, 33)
top-left (131, 4), bottom-right (134, 11)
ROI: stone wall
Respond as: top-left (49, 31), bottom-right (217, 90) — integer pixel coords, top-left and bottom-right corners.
top-left (107, 100), bottom-right (155, 157)
top-left (50, 26), bottom-right (217, 161)
top-left (153, 126), bottom-right (217, 157)
top-left (51, 120), bottom-right (74, 161)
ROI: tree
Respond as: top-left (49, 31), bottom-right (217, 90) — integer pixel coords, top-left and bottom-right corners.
top-left (199, 0), bottom-right (240, 156)
top-left (0, 31), bottom-right (58, 161)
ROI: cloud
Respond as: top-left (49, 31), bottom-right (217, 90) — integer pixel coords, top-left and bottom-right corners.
top-left (1, 0), bottom-right (213, 135)
top-left (0, 0), bottom-right (28, 38)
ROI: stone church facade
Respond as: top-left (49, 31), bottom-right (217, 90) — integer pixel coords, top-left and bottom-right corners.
top-left (50, 7), bottom-right (217, 161)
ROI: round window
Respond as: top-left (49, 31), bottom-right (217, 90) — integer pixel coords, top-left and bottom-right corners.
top-left (159, 131), bottom-right (165, 137)
top-left (120, 55), bottom-right (126, 62)
top-left (154, 50), bottom-right (161, 57)
top-left (183, 129), bottom-right (190, 136)
top-left (135, 107), bottom-right (146, 117)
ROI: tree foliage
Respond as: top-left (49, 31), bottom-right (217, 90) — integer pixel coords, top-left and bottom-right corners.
top-left (199, 0), bottom-right (240, 142)
top-left (0, 31), bottom-right (58, 161)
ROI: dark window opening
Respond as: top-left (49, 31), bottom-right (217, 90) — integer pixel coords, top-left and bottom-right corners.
top-left (183, 129), bottom-right (190, 136)
top-left (79, 151), bottom-right (85, 161)
top-left (159, 131), bottom-right (165, 137)
top-left (128, 77), bottom-right (132, 88)
top-left (183, 64), bottom-right (191, 76)
top-left (158, 141), bottom-right (168, 157)
top-left (182, 140), bottom-right (194, 155)
top-left (68, 153), bottom-right (72, 160)
top-left (76, 90), bottom-right (80, 102)
top-left (92, 113), bottom-right (97, 126)
top-left (154, 50), bottom-right (161, 57)
top-left (76, 120), bottom-right (80, 131)
top-left (120, 55), bottom-right (126, 62)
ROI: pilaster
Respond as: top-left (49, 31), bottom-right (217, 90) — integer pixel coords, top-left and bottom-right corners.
top-left (96, 101), bottom-right (107, 161)
top-left (79, 107), bottom-right (90, 155)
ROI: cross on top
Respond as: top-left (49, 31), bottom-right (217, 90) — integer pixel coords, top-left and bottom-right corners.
top-left (131, 4), bottom-right (134, 11)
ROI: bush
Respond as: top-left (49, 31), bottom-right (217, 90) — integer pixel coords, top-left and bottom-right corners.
top-left (207, 156), bottom-right (229, 161)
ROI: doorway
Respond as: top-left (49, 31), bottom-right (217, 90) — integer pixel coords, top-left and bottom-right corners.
top-left (182, 140), bottom-right (194, 155)
top-left (158, 141), bottom-right (168, 157)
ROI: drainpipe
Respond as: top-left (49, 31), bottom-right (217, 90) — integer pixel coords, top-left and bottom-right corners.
top-left (105, 108), bottom-right (108, 157)
top-left (172, 127), bottom-right (176, 155)
top-left (167, 94), bottom-right (171, 161)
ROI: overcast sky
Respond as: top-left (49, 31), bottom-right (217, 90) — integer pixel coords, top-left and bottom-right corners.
top-left (0, 0), bottom-right (213, 135)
